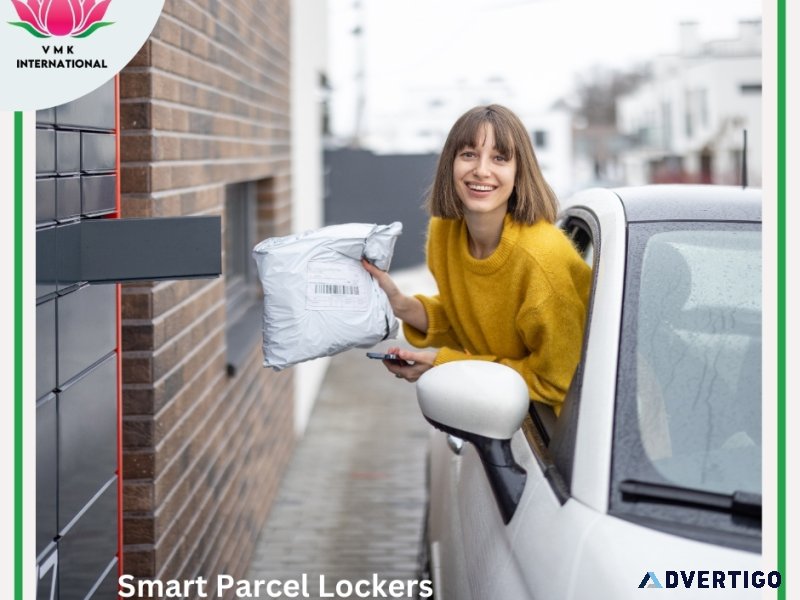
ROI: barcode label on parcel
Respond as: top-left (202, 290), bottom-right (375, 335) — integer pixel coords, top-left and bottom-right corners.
top-left (314, 283), bottom-right (359, 295)
top-left (306, 261), bottom-right (370, 311)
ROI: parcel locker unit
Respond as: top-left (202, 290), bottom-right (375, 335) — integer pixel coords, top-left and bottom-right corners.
top-left (34, 79), bottom-right (222, 600)
top-left (35, 78), bottom-right (118, 228)
top-left (35, 77), bottom-right (121, 600)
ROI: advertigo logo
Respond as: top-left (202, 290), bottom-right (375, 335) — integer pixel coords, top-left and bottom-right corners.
top-left (9, 0), bottom-right (113, 38)
top-left (639, 570), bottom-right (782, 590)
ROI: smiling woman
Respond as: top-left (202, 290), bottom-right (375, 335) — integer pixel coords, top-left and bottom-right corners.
top-left (362, 104), bottom-right (591, 415)
top-left (451, 128), bottom-right (517, 232)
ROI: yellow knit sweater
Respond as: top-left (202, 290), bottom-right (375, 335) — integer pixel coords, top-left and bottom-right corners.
top-left (404, 214), bottom-right (592, 412)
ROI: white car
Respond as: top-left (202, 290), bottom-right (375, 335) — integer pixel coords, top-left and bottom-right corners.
top-left (417, 186), bottom-right (771, 599)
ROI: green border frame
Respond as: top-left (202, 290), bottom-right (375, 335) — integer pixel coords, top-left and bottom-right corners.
top-left (10, 2), bottom-right (789, 598)
top-left (777, 0), bottom-right (787, 597)
top-left (14, 110), bottom-right (23, 600)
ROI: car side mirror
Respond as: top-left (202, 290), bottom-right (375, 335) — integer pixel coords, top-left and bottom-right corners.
top-left (416, 361), bottom-right (530, 524)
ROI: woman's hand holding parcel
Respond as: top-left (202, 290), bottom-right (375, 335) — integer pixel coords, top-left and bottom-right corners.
top-left (361, 259), bottom-right (428, 333)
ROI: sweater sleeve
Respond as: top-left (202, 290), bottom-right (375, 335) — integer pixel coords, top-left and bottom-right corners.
top-left (403, 293), bottom-right (462, 349)
top-left (432, 292), bottom-right (587, 416)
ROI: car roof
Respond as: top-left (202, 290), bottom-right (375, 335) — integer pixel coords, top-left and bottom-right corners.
top-left (611, 185), bottom-right (762, 223)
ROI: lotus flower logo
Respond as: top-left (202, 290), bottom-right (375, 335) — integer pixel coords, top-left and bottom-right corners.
top-left (9, 0), bottom-right (113, 38)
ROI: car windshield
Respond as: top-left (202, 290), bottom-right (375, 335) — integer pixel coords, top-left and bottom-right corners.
top-left (616, 222), bottom-right (761, 498)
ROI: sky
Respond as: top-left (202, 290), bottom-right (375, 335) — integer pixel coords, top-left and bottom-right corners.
top-left (327, 0), bottom-right (762, 147)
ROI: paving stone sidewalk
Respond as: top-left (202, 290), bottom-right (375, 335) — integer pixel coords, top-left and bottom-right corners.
top-left (247, 346), bottom-right (431, 599)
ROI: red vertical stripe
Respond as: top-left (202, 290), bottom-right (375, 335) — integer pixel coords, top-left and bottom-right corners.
top-left (114, 73), bottom-right (124, 593)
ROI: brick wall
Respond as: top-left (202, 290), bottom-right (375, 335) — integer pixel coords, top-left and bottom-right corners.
top-left (118, 0), bottom-right (293, 594)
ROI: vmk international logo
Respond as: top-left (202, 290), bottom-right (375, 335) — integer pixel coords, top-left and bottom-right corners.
top-left (9, 0), bottom-right (113, 38)
top-left (1, 0), bottom-right (162, 111)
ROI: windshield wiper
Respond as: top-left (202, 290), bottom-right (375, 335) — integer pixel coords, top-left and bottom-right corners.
top-left (619, 479), bottom-right (761, 519)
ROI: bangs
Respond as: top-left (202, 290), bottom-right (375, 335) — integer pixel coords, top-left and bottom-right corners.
top-left (450, 109), bottom-right (516, 159)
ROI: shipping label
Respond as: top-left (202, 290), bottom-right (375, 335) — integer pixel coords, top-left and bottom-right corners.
top-left (306, 261), bottom-right (371, 311)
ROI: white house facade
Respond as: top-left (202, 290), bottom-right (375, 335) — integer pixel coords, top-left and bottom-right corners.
top-left (617, 20), bottom-right (762, 187)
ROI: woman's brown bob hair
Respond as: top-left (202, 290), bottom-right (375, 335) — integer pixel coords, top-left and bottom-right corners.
top-left (426, 104), bottom-right (558, 224)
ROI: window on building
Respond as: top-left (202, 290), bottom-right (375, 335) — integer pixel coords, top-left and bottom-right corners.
top-left (684, 96), bottom-right (694, 138)
top-left (532, 129), bottom-right (548, 149)
top-left (699, 89), bottom-right (709, 127)
top-left (225, 182), bottom-right (258, 320)
top-left (319, 72), bottom-right (331, 136)
top-left (660, 102), bottom-right (672, 148)
top-left (739, 83), bottom-right (762, 95)
top-left (224, 181), bottom-right (262, 375)
top-left (685, 89), bottom-right (709, 138)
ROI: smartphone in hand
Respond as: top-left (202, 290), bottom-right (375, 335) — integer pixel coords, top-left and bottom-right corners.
top-left (365, 352), bottom-right (413, 366)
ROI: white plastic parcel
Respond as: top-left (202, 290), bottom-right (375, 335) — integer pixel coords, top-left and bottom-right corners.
top-left (252, 222), bottom-right (403, 370)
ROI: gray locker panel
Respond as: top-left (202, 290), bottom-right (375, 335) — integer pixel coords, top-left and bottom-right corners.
top-left (79, 217), bottom-right (222, 282)
top-left (56, 177), bottom-right (81, 222)
top-left (37, 228), bottom-right (57, 300)
top-left (36, 548), bottom-right (58, 600)
top-left (58, 355), bottom-right (116, 527)
top-left (36, 107), bottom-right (56, 126)
top-left (55, 223), bottom-right (81, 292)
top-left (57, 285), bottom-right (116, 385)
top-left (55, 79), bottom-right (115, 131)
top-left (36, 300), bottom-right (56, 397)
top-left (58, 480), bottom-right (117, 600)
top-left (37, 178), bottom-right (56, 225)
top-left (80, 133), bottom-right (115, 173)
top-left (36, 395), bottom-right (58, 556)
top-left (42, 217), bottom-right (222, 285)
top-left (87, 559), bottom-right (118, 599)
top-left (36, 129), bottom-right (56, 176)
top-left (37, 569), bottom-right (55, 600)
top-left (56, 131), bottom-right (81, 176)
top-left (81, 175), bottom-right (116, 216)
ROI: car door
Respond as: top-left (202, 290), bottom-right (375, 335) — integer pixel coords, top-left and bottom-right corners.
top-left (500, 213), bottom-right (604, 598)
top-left (427, 212), bottom-right (602, 599)
top-left (427, 423), bottom-right (544, 600)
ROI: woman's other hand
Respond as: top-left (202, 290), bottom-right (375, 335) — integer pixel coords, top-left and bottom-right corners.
top-left (383, 346), bottom-right (436, 383)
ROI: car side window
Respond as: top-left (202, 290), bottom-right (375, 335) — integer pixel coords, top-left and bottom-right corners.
top-left (524, 212), bottom-right (600, 501)
top-left (565, 219), bottom-right (594, 266)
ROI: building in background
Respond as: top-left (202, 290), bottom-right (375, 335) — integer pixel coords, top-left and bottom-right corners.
top-left (617, 20), bottom-right (762, 186)
top-left (291, 0), bottom-right (331, 435)
top-left (518, 104), bottom-right (574, 198)
top-left (359, 77), bottom-right (516, 154)
top-left (328, 76), bottom-right (576, 200)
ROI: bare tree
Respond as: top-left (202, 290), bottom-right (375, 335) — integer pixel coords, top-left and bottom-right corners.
top-left (571, 64), bottom-right (649, 126)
